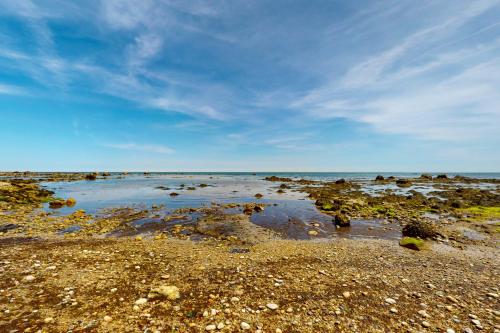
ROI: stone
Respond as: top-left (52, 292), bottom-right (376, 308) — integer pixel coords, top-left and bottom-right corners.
top-left (446, 329), bottom-right (455, 333)
top-left (266, 303), bottom-right (279, 310)
top-left (205, 324), bottom-right (216, 331)
top-left (148, 285), bottom-right (180, 300)
top-left (308, 230), bottom-right (318, 236)
top-left (385, 298), bottom-right (396, 304)
top-left (421, 321), bottom-right (430, 328)
top-left (24, 275), bottom-right (35, 282)
top-left (342, 291), bottom-right (351, 298)
top-left (103, 315), bottom-right (112, 322)
top-left (334, 214), bottom-right (350, 227)
top-left (134, 298), bottom-right (148, 306)
top-left (240, 322), bottom-right (251, 330)
top-left (44, 317), bottom-right (54, 324)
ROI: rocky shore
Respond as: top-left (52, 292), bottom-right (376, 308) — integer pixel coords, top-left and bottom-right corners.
top-left (0, 173), bottom-right (499, 332)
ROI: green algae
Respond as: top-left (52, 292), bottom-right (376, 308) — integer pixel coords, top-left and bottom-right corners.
top-left (459, 206), bottom-right (500, 222)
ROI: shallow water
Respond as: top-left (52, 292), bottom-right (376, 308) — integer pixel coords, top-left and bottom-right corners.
top-left (40, 172), bottom-right (498, 240)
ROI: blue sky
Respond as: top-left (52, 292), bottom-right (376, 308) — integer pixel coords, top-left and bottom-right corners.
top-left (1, 0), bottom-right (499, 172)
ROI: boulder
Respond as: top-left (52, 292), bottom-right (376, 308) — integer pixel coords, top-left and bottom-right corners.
top-left (335, 178), bottom-right (346, 184)
top-left (375, 175), bottom-right (385, 181)
top-left (85, 173), bottom-right (97, 180)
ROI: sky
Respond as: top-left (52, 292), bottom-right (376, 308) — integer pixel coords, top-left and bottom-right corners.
top-left (0, 0), bottom-right (499, 172)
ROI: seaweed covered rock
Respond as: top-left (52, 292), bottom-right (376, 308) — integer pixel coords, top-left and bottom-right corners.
top-left (436, 174), bottom-right (448, 179)
top-left (375, 175), bottom-right (385, 181)
top-left (335, 178), bottom-right (346, 184)
top-left (334, 213), bottom-right (350, 227)
top-left (399, 237), bottom-right (425, 251)
top-left (420, 174), bottom-right (432, 180)
top-left (402, 219), bottom-right (438, 239)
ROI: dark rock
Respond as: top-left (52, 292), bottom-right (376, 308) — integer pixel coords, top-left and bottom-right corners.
top-left (254, 193), bottom-right (263, 199)
top-left (85, 173), bottom-right (97, 180)
top-left (420, 174), bottom-right (432, 180)
top-left (49, 200), bottom-right (65, 209)
top-left (375, 175), bottom-right (385, 181)
top-left (199, 184), bottom-right (208, 188)
top-left (169, 192), bottom-right (179, 197)
top-left (334, 213), bottom-right (350, 227)
top-left (436, 174), bottom-right (448, 179)
top-left (396, 179), bottom-right (412, 187)
top-left (335, 178), bottom-right (346, 184)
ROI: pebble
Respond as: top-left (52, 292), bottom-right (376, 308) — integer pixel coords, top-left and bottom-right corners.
top-left (134, 298), bottom-right (147, 306)
top-left (446, 329), bottom-right (455, 333)
top-left (217, 323), bottom-right (225, 329)
top-left (418, 309), bottom-right (429, 317)
top-left (205, 324), bottom-right (216, 331)
top-left (385, 298), bottom-right (396, 304)
top-left (231, 297), bottom-right (240, 302)
top-left (103, 315), bottom-right (112, 322)
top-left (44, 317), bottom-right (54, 324)
top-left (342, 291), bottom-right (351, 298)
top-left (240, 322), bottom-right (251, 330)
top-left (390, 308), bottom-right (398, 314)
top-left (266, 303), bottom-right (279, 310)
top-left (24, 275), bottom-right (35, 282)
top-left (421, 321), bottom-right (430, 328)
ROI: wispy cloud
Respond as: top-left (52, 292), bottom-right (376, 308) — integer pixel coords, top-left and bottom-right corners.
top-left (102, 143), bottom-right (175, 154)
top-left (0, 83), bottom-right (25, 95)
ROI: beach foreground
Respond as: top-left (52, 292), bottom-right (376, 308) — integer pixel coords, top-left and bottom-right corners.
top-left (1, 237), bottom-right (498, 332)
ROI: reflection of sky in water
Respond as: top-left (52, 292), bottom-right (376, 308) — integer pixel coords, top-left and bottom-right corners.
top-left (41, 174), bottom-right (307, 215)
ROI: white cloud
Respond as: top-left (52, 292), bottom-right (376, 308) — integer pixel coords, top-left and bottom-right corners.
top-left (102, 143), bottom-right (175, 154)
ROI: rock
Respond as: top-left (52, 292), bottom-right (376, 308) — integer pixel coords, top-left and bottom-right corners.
top-left (66, 197), bottom-right (76, 206)
top-left (420, 174), bottom-right (433, 180)
top-left (44, 317), bottom-right (54, 324)
top-left (342, 291), bottom-right (351, 298)
top-left (486, 292), bottom-right (498, 298)
top-left (205, 324), bottom-right (216, 331)
top-left (375, 175), bottom-right (385, 181)
top-left (396, 179), bottom-right (412, 187)
top-left (418, 309), bottom-right (429, 317)
top-left (402, 219), bottom-right (439, 239)
top-left (254, 205), bottom-right (264, 212)
top-left (149, 285), bottom-right (180, 300)
top-left (254, 193), bottom-right (263, 199)
top-left (308, 230), bottom-right (318, 236)
top-left (49, 199), bottom-right (66, 209)
top-left (169, 192), bottom-right (179, 196)
top-left (335, 178), bottom-right (346, 184)
top-left (134, 298), bottom-right (148, 306)
top-left (103, 315), bottom-right (112, 322)
top-left (334, 214), bottom-right (350, 227)
top-left (217, 323), bottom-right (225, 329)
top-left (446, 329), bottom-right (455, 333)
top-left (436, 174), bottom-right (448, 179)
top-left (399, 237), bottom-right (426, 251)
top-left (390, 308), bottom-right (398, 313)
top-left (85, 173), bottom-right (97, 180)
top-left (421, 321), bottom-right (430, 328)
top-left (385, 298), bottom-right (396, 304)
top-left (24, 275), bottom-right (35, 282)
top-left (266, 303), bottom-right (279, 310)
top-left (240, 322), bottom-right (251, 330)
top-left (230, 297), bottom-right (240, 302)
